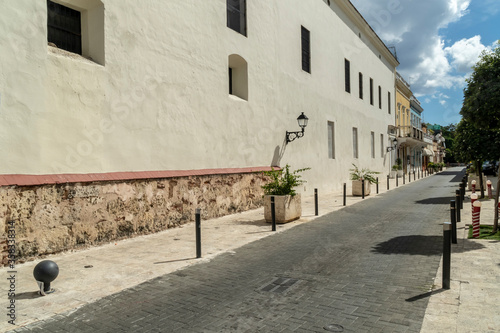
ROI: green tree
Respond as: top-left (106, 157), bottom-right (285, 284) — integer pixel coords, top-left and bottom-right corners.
top-left (460, 41), bottom-right (500, 232)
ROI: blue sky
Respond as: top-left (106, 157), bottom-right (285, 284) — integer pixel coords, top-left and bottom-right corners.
top-left (350, 0), bottom-right (500, 126)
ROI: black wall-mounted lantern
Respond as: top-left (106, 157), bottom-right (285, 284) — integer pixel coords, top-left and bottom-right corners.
top-left (286, 112), bottom-right (309, 143)
top-left (386, 138), bottom-right (398, 152)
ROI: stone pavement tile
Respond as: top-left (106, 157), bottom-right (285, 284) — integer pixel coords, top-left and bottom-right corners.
top-left (1, 169), bottom-right (481, 332)
top-left (421, 174), bottom-right (500, 333)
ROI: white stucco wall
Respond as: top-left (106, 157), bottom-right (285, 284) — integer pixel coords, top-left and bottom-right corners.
top-left (0, 0), bottom-right (397, 193)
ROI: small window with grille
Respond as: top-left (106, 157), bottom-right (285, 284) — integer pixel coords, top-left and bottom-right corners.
top-left (47, 0), bottom-right (82, 55)
top-left (227, 0), bottom-right (247, 36)
top-left (301, 26), bottom-right (311, 73)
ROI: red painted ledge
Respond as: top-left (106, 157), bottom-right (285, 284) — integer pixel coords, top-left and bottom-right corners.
top-left (0, 166), bottom-right (279, 187)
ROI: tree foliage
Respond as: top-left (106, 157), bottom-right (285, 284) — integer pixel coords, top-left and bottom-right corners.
top-left (461, 43), bottom-right (500, 131)
top-left (459, 41), bottom-right (500, 232)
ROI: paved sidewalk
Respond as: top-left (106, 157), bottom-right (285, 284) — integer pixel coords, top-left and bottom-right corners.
top-left (1, 169), bottom-right (498, 332)
top-left (421, 176), bottom-right (500, 333)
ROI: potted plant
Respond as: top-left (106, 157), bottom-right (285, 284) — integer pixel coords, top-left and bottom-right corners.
top-left (390, 165), bottom-right (399, 179)
top-left (349, 164), bottom-right (380, 196)
top-left (395, 158), bottom-right (404, 177)
top-left (261, 165), bottom-right (310, 223)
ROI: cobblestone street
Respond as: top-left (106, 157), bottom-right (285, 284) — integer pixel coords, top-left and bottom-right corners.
top-left (12, 170), bottom-right (464, 332)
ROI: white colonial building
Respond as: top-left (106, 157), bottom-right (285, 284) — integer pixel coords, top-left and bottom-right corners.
top-left (0, 0), bottom-right (399, 260)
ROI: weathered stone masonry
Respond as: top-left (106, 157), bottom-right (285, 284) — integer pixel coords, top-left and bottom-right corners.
top-left (0, 169), bottom-right (268, 265)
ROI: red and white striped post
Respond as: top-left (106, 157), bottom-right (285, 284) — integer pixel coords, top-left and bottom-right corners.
top-left (487, 180), bottom-right (492, 199)
top-left (472, 201), bottom-right (481, 238)
top-left (471, 193), bottom-right (478, 212)
top-left (471, 180), bottom-right (476, 194)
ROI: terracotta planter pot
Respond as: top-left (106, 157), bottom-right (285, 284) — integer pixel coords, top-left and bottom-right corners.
top-left (264, 194), bottom-right (301, 223)
top-left (352, 180), bottom-right (371, 196)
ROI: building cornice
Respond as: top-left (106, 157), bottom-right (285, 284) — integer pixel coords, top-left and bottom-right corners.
top-left (338, 0), bottom-right (400, 68)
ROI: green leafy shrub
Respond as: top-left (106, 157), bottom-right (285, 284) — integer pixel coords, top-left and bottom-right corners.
top-left (261, 165), bottom-right (310, 197)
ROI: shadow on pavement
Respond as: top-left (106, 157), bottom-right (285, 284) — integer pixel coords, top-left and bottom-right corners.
top-left (415, 197), bottom-right (455, 205)
top-left (372, 235), bottom-right (486, 256)
top-left (14, 291), bottom-right (40, 300)
top-left (434, 170), bottom-right (465, 183)
top-left (405, 288), bottom-right (446, 302)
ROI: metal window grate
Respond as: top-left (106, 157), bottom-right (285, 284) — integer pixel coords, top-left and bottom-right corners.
top-left (260, 277), bottom-right (300, 293)
top-left (227, 0), bottom-right (247, 36)
top-left (344, 59), bottom-right (350, 93)
top-left (370, 78), bottom-right (374, 105)
top-left (47, 0), bottom-right (82, 55)
top-left (378, 85), bottom-right (382, 109)
top-left (301, 26), bottom-right (310, 73)
top-left (358, 72), bottom-right (363, 99)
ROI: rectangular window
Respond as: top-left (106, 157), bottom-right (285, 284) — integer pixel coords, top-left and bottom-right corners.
top-left (345, 59), bottom-right (350, 93)
top-left (328, 121), bottom-right (335, 159)
top-left (378, 86), bottom-right (382, 109)
top-left (352, 127), bottom-right (358, 159)
top-left (388, 91), bottom-right (391, 114)
top-left (47, 0), bottom-right (82, 55)
top-left (371, 131), bottom-right (375, 158)
top-left (358, 72), bottom-right (363, 99)
top-left (380, 133), bottom-right (384, 157)
top-left (301, 26), bottom-right (310, 73)
top-left (369, 78), bottom-right (374, 105)
top-left (227, 0), bottom-right (247, 36)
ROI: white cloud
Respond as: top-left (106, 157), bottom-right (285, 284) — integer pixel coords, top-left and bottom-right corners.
top-left (349, 0), bottom-right (473, 95)
top-left (444, 35), bottom-right (489, 73)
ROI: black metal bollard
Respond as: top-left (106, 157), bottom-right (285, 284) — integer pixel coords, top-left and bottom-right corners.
top-left (455, 190), bottom-right (461, 223)
top-left (450, 200), bottom-right (457, 244)
top-left (387, 175), bottom-right (390, 190)
top-left (343, 183), bottom-right (346, 206)
top-left (403, 172), bottom-right (406, 185)
top-left (459, 184), bottom-right (464, 209)
top-left (414, 171), bottom-right (416, 181)
top-left (396, 174), bottom-right (399, 187)
top-left (460, 180), bottom-right (466, 204)
top-left (408, 171), bottom-right (411, 183)
top-left (271, 196), bottom-right (276, 231)
top-left (362, 179), bottom-right (365, 199)
top-left (442, 222), bottom-right (452, 289)
top-left (195, 208), bottom-right (201, 258)
top-left (376, 177), bottom-right (379, 194)
top-left (314, 188), bottom-right (318, 216)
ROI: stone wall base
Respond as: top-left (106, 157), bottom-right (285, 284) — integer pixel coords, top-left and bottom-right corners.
top-left (0, 171), bottom-right (267, 264)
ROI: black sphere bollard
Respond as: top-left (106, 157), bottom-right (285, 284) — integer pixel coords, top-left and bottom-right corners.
top-left (33, 260), bottom-right (59, 296)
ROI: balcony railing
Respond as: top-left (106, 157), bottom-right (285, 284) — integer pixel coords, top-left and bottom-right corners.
top-left (398, 126), bottom-right (423, 141)
top-left (423, 132), bottom-right (433, 144)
